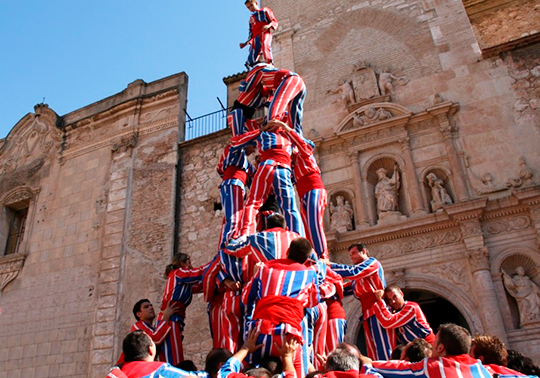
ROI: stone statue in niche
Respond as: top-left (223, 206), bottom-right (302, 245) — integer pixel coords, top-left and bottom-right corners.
top-left (426, 173), bottom-right (453, 212)
top-left (378, 69), bottom-right (409, 96)
top-left (326, 80), bottom-right (356, 108)
top-left (330, 195), bottom-right (354, 232)
top-left (506, 156), bottom-right (534, 188)
top-left (375, 164), bottom-right (401, 214)
top-left (502, 266), bottom-right (540, 327)
top-left (352, 106), bottom-right (393, 128)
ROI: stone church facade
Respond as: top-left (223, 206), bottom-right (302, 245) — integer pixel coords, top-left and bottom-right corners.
top-left (1, 1), bottom-right (539, 377)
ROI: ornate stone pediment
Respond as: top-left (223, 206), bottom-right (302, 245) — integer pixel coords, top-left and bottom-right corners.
top-left (0, 104), bottom-right (61, 176)
top-left (336, 102), bottom-right (412, 134)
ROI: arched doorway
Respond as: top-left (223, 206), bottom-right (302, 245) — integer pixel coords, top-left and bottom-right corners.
top-left (354, 289), bottom-right (470, 355)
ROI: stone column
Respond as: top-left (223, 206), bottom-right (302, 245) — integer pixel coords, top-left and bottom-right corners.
top-left (348, 151), bottom-right (370, 228)
top-left (459, 219), bottom-right (508, 343)
top-left (400, 137), bottom-right (426, 214)
top-left (438, 114), bottom-right (470, 202)
top-left (529, 206), bottom-right (540, 249)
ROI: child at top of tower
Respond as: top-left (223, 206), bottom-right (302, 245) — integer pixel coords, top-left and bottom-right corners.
top-left (240, 0), bottom-right (278, 68)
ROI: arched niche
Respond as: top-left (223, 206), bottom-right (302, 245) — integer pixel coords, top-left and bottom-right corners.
top-left (363, 154), bottom-right (410, 221)
top-left (491, 247), bottom-right (540, 329)
top-left (344, 277), bottom-right (480, 353)
top-left (327, 189), bottom-right (356, 232)
top-left (420, 166), bottom-right (455, 213)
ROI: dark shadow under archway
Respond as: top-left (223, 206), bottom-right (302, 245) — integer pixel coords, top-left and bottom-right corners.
top-left (355, 289), bottom-right (470, 356)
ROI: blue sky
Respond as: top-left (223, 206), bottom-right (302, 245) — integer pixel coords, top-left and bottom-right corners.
top-left (0, 1), bottom-right (250, 139)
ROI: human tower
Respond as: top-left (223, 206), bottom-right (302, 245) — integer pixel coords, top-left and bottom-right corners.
top-left (152, 1), bottom-right (430, 377)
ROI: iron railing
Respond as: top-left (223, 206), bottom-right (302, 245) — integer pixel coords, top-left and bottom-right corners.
top-left (184, 107), bottom-right (266, 141)
top-left (185, 108), bottom-right (228, 141)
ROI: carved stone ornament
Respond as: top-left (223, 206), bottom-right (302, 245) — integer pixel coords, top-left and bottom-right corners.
top-left (388, 269), bottom-right (406, 288)
top-left (378, 69), bottom-right (409, 96)
top-left (368, 229), bottom-right (462, 258)
top-left (112, 133), bottom-right (138, 153)
top-left (0, 105), bottom-right (59, 176)
top-left (326, 64), bottom-right (381, 112)
top-left (482, 215), bottom-right (531, 236)
top-left (352, 106), bottom-right (394, 128)
top-left (330, 195), bottom-right (354, 233)
top-left (460, 219), bottom-right (483, 237)
top-left (375, 165), bottom-right (400, 214)
top-left (0, 254), bottom-right (26, 292)
top-left (426, 172), bottom-right (453, 212)
top-left (502, 266), bottom-right (540, 327)
top-left (464, 247), bottom-right (490, 271)
top-left (421, 262), bottom-right (471, 292)
top-left (506, 156), bottom-right (534, 189)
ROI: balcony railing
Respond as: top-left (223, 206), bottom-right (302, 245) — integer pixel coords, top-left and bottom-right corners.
top-left (184, 107), bottom-right (266, 141)
top-left (185, 109), bottom-right (228, 141)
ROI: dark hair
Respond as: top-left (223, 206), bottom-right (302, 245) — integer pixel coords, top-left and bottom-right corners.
top-left (471, 334), bottom-right (507, 365)
top-left (176, 360), bottom-right (198, 371)
top-left (205, 348), bottom-right (233, 378)
top-left (132, 299), bottom-right (151, 321)
top-left (266, 213), bottom-right (286, 230)
top-left (507, 350), bottom-right (540, 375)
top-left (244, 368), bottom-right (272, 378)
top-left (437, 323), bottom-right (471, 356)
top-left (123, 330), bottom-right (153, 362)
top-left (404, 339), bottom-right (432, 362)
top-left (165, 253), bottom-right (190, 278)
top-left (288, 237), bottom-right (313, 263)
top-left (347, 242), bottom-right (365, 252)
top-left (384, 284), bottom-right (403, 295)
top-left (260, 355), bottom-right (283, 375)
top-left (391, 344), bottom-right (406, 360)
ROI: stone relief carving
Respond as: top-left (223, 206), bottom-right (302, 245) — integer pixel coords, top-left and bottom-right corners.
top-left (466, 155), bottom-right (535, 195)
top-left (375, 164), bottom-right (400, 214)
top-left (0, 254), bottom-right (26, 292)
top-left (352, 106), bottom-right (393, 128)
top-left (368, 229), bottom-right (462, 258)
top-left (326, 80), bottom-right (357, 108)
top-left (421, 262), bottom-right (471, 292)
top-left (330, 195), bottom-right (354, 232)
top-left (426, 172), bottom-right (453, 212)
top-left (460, 219), bottom-right (483, 237)
top-left (378, 68), bottom-right (409, 96)
top-left (112, 133), bottom-right (138, 153)
top-left (388, 269), bottom-right (406, 288)
top-left (502, 266), bottom-right (540, 327)
top-left (464, 247), bottom-right (490, 271)
top-left (483, 215), bottom-right (531, 236)
top-left (506, 156), bottom-right (534, 188)
top-left (0, 113), bottom-right (56, 176)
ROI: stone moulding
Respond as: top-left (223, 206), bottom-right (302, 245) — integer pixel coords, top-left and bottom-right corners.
top-left (0, 253), bottom-right (26, 292)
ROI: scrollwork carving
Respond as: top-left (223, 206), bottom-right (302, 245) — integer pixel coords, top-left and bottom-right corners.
top-left (421, 262), bottom-right (471, 292)
top-left (482, 215), bottom-right (531, 236)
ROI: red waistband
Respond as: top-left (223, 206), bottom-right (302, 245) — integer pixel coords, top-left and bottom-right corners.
top-left (253, 295), bottom-right (304, 331)
top-left (326, 298), bottom-right (346, 319)
top-left (260, 148), bottom-right (291, 166)
top-left (223, 166), bottom-right (248, 183)
top-left (297, 173), bottom-right (325, 199)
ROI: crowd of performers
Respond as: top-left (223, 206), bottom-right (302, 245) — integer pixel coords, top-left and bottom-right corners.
top-left (107, 1), bottom-right (540, 378)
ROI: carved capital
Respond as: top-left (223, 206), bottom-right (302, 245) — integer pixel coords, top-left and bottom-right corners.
top-left (347, 150), bottom-right (360, 164)
top-left (465, 247), bottom-right (490, 271)
top-left (0, 254), bottom-right (26, 291)
top-left (530, 207), bottom-right (540, 223)
top-left (399, 137), bottom-right (411, 151)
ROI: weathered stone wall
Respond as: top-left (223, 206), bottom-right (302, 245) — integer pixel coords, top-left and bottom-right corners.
top-left (0, 74), bottom-right (187, 378)
top-left (176, 129), bottom-right (230, 366)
